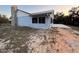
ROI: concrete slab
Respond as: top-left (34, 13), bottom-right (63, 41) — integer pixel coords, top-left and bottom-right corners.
top-left (50, 24), bottom-right (71, 28)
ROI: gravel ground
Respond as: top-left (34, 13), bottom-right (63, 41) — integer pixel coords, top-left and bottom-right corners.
top-left (0, 24), bottom-right (79, 53)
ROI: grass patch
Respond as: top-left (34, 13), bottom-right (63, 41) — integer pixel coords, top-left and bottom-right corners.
top-left (68, 25), bottom-right (79, 32)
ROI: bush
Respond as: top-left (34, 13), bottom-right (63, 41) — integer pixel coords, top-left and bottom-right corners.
top-left (0, 14), bottom-right (9, 23)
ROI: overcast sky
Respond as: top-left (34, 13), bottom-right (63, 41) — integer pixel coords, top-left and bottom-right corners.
top-left (0, 5), bottom-right (78, 18)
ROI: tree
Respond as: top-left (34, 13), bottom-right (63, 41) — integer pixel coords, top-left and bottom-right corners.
top-left (69, 6), bottom-right (79, 26)
top-left (0, 14), bottom-right (9, 23)
top-left (54, 12), bottom-right (64, 24)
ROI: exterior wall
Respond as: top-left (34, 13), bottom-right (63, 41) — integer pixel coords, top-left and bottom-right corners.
top-left (17, 15), bottom-right (51, 29)
top-left (17, 16), bottom-right (32, 27)
top-left (30, 17), bottom-right (50, 29)
top-left (17, 11), bottom-right (53, 29)
top-left (17, 11), bottom-right (32, 27)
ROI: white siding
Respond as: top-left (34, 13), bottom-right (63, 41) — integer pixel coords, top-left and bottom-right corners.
top-left (17, 11), bottom-right (32, 27)
top-left (17, 16), bottom-right (32, 27)
top-left (17, 13), bottom-right (52, 29)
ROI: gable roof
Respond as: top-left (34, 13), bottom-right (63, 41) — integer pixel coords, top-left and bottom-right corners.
top-left (17, 9), bottom-right (53, 16)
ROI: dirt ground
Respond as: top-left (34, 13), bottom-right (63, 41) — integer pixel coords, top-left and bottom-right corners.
top-left (0, 24), bottom-right (79, 53)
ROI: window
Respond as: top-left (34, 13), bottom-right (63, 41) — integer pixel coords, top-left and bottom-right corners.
top-left (32, 17), bottom-right (37, 23)
top-left (32, 17), bottom-right (45, 24)
top-left (39, 17), bottom-right (45, 23)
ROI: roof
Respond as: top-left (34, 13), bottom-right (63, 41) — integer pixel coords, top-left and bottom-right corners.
top-left (17, 9), bottom-right (54, 16)
top-left (17, 9), bottom-right (32, 15)
top-left (31, 10), bottom-right (54, 16)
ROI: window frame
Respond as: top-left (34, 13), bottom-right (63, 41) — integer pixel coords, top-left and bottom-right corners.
top-left (39, 17), bottom-right (45, 24)
top-left (32, 17), bottom-right (38, 23)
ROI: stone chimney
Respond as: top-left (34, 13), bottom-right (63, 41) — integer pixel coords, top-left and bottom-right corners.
top-left (11, 5), bottom-right (18, 27)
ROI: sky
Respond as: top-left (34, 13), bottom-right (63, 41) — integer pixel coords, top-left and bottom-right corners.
top-left (0, 5), bottom-right (78, 18)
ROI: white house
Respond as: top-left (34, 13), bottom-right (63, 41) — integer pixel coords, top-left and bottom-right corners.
top-left (11, 6), bottom-right (54, 29)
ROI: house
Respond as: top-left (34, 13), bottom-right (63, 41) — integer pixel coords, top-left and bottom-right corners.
top-left (11, 6), bottom-right (54, 29)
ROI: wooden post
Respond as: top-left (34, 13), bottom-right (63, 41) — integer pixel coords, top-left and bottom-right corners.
top-left (11, 5), bottom-right (18, 28)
